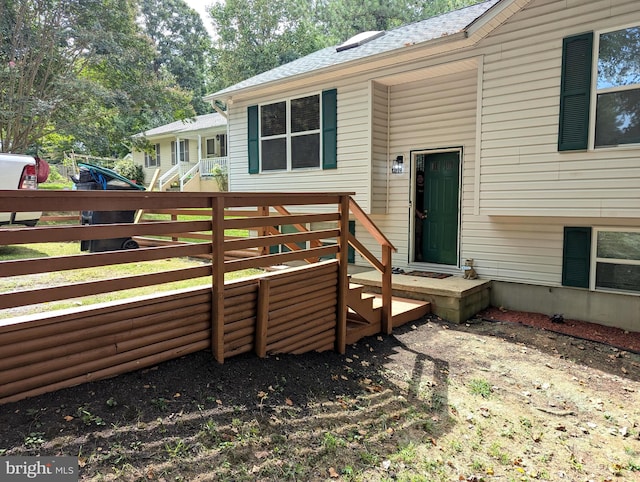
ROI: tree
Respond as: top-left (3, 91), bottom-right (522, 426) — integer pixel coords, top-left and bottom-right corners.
top-left (139, 0), bottom-right (213, 115)
top-left (0, 0), bottom-right (194, 157)
top-left (208, 0), bottom-right (325, 91)
top-left (315, 0), bottom-right (425, 44)
top-left (0, 0), bottom-right (86, 152)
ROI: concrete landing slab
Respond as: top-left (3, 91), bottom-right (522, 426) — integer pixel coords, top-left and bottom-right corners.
top-left (350, 270), bottom-right (491, 323)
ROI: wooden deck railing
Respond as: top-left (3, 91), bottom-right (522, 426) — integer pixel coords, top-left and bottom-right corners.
top-left (38, 196), bottom-right (397, 323)
top-left (0, 190), bottom-right (396, 403)
top-left (1, 193), bottom-right (394, 329)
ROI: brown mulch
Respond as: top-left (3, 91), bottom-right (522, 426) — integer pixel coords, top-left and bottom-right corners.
top-left (478, 306), bottom-right (640, 354)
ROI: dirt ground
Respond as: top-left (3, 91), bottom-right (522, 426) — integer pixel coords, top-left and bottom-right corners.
top-left (1, 311), bottom-right (639, 481)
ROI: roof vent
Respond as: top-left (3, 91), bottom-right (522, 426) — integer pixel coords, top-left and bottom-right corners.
top-left (336, 30), bottom-right (385, 52)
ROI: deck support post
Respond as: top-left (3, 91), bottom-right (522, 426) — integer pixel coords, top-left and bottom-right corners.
top-left (381, 245), bottom-right (393, 334)
top-left (212, 195), bottom-right (226, 363)
top-left (255, 278), bottom-right (270, 357)
top-left (259, 205), bottom-right (269, 256)
top-left (336, 195), bottom-right (349, 354)
top-left (171, 213), bottom-right (178, 242)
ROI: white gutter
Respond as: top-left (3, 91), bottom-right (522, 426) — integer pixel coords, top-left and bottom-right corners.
top-left (211, 102), bottom-right (228, 120)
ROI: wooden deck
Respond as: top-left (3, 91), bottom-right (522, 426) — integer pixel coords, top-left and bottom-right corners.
top-left (0, 191), bottom-right (429, 404)
top-left (346, 283), bottom-right (430, 343)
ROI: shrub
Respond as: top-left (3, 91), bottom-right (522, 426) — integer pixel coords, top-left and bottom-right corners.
top-left (113, 159), bottom-right (144, 186)
top-left (211, 165), bottom-right (228, 191)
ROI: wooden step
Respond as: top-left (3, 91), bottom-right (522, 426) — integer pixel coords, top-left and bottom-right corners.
top-left (345, 294), bottom-right (431, 344)
top-left (346, 284), bottom-right (381, 325)
top-left (378, 295), bottom-right (431, 327)
top-left (348, 282), bottom-right (365, 297)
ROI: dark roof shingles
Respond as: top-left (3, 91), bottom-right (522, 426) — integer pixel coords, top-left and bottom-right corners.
top-left (211, 0), bottom-right (500, 97)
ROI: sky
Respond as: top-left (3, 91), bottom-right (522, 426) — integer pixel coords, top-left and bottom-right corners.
top-left (183, 0), bottom-right (216, 38)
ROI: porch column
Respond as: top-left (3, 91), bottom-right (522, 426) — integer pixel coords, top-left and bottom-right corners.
top-left (176, 137), bottom-right (182, 172)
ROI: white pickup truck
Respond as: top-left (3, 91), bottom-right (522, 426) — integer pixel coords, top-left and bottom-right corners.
top-left (0, 153), bottom-right (47, 226)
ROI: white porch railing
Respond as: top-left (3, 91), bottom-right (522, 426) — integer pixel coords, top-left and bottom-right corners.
top-left (157, 157), bottom-right (228, 191)
top-left (158, 162), bottom-right (189, 191)
top-left (200, 156), bottom-right (228, 175)
top-left (181, 163), bottom-right (200, 190)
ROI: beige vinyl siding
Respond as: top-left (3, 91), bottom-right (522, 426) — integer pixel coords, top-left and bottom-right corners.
top-left (462, 215), bottom-right (640, 286)
top-left (136, 140), bottom-right (174, 181)
top-left (462, 217), bottom-right (564, 283)
top-left (362, 0), bottom-right (640, 285)
top-left (227, 105), bottom-right (249, 193)
top-left (357, 69), bottom-right (478, 268)
top-left (461, 0), bottom-right (640, 285)
top-left (136, 136), bottom-right (213, 183)
top-left (227, 81), bottom-right (372, 210)
top-left (371, 81), bottom-right (390, 214)
top-left (478, 0), bottom-right (640, 217)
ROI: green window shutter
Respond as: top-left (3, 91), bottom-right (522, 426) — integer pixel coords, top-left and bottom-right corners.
top-left (322, 89), bottom-right (337, 169)
top-left (247, 105), bottom-right (259, 174)
top-left (562, 227), bottom-right (592, 288)
top-left (558, 33), bottom-right (593, 151)
top-left (348, 220), bottom-right (355, 263)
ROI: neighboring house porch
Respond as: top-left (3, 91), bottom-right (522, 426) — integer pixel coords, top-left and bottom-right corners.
top-left (132, 113), bottom-right (228, 191)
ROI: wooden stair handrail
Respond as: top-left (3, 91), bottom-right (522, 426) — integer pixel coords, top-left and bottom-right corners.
top-left (347, 197), bottom-right (395, 334)
top-left (348, 198), bottom-right (396, 254)
top-left (271, 205), bottom-right (324, 249)
top-left (347, 233), bottom-right (383, 272)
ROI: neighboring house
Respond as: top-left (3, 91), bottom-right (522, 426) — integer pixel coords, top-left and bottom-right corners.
top-left (204, 0), bottom-right (640, 332)
top-left (132, 113), bottom-right (228, 191)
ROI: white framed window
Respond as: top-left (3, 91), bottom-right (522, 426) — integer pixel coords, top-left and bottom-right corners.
top-left (206, 138), bottom-right (216, 157)
top-left (171, 140), bottom-right (189, 165)
top-left (144, 143), bottom-right (160, 168)
top-left (591, 24), bottom-right (640, 148)
top-left (206, 135), bottom-right (227, 158)
top-left (260, 94), bottom-right (321, 171)
top-left (591, 227), bottom-right (640, 293)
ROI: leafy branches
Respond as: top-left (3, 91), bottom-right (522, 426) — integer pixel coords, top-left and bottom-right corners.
top-left (0, 0), bottom-right (197, 157)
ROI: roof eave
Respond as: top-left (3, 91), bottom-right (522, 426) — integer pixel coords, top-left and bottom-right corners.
top-left (465, 0), bottom-right (530, 36)
top-left (205, 30), bottom-right (469, 105)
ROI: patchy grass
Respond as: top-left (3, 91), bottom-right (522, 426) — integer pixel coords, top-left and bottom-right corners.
top-left (468, 378), bottom-right (492, 398)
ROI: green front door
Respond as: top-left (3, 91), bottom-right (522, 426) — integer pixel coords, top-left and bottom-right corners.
top-left (421, 151), bottom-right (460, 265)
